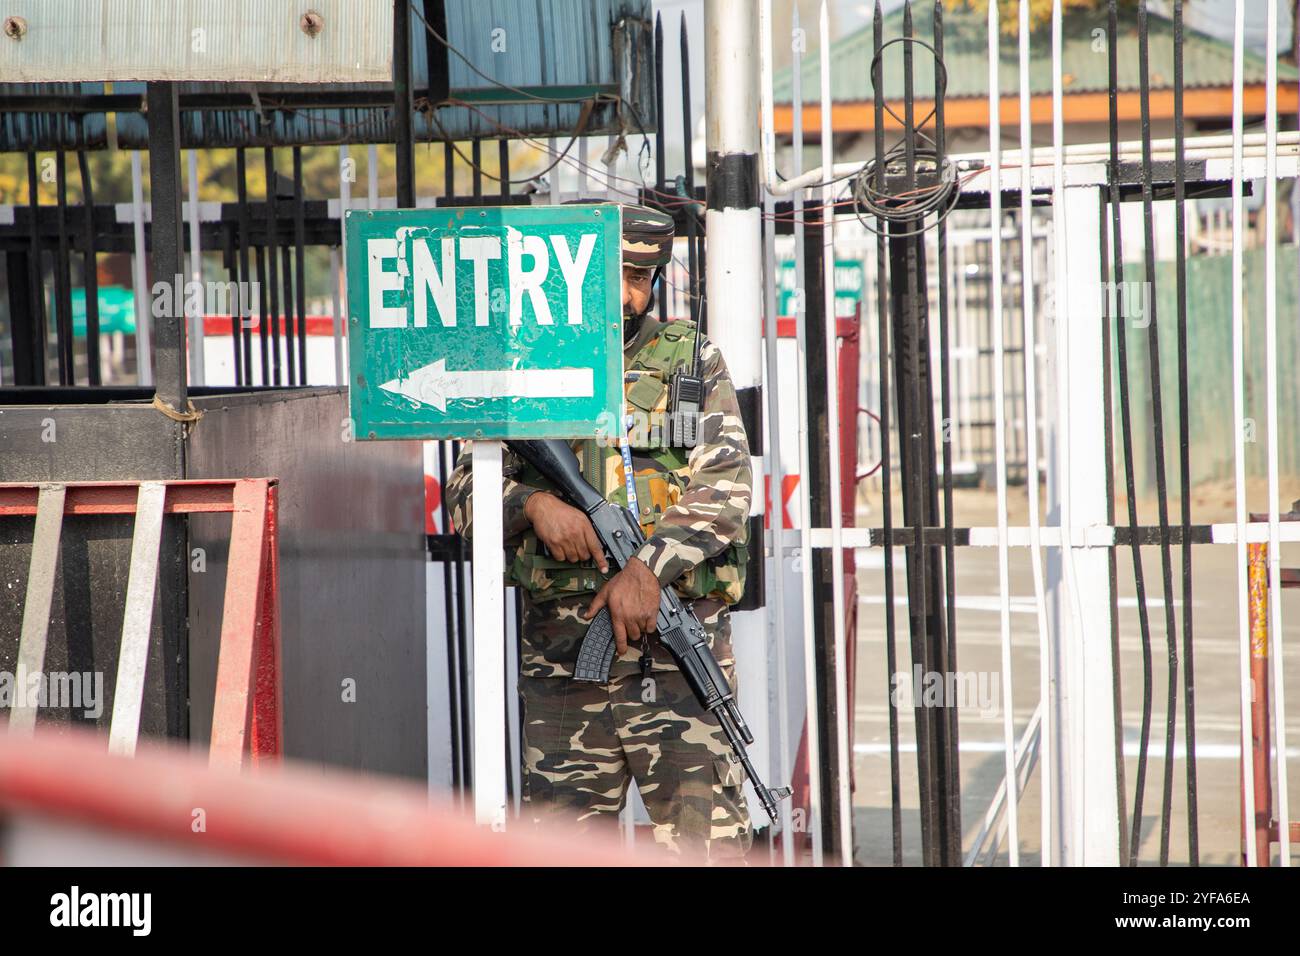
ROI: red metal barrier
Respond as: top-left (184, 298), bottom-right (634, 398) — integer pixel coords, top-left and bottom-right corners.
top-left (0, 726), bottom-right (660, 866)
top-left (1242, 525), bottom-right (1300, 866)
top-left (0, 479), bottom-right (282, 768)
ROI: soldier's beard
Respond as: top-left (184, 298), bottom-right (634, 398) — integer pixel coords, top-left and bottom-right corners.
top-left (623, 301), bottom-right (648, 339)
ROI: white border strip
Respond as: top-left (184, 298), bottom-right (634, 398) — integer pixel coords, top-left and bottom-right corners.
top-left (988, 0), bottom-right (1020, 867)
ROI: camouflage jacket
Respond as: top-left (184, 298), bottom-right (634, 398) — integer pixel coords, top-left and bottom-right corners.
top-left (444, 315), bottom-right (753, 675)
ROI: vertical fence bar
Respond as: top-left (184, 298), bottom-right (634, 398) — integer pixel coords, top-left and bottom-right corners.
top-left (1049, 0), bottom-right (1067, 866)
top-left (235, 149), bottom-right (250, 387)
top-left (77, 151), bottom-right (102, 386)
top-left (54, 150), bottom-right (73, 385)
top-left (29, 151), bottom-right (50, 386)
top-left (256, 244), bottom-right (269, 386)
top-left (224, 231), bottom-right (239, 386)
top-left (655, 13), bottom-right (665, 314)
top-left (394, 0), bottom-right (414, 210)
top-left (987, 0), bottom-right (1019, 867)
top-left (1263, 0), bottom-right (1291, 868)
top-left (1137, 0), bottom-right (1181, 866)
top-left (681, 14), bottom-right (700, 328)
top-left (932, 0), bottom-right (962, 861)
top-left (758, 0), bottom-right (795, 867)
top-left (871, 0), bottom-right (901, 867)
top-left (790, 3), bottom-right (825, 866)
top-left (1171, 0), bottom-right (1199, 866)
top-left (899, 0), bottom-right (937, 865)
top-left (1107, 0), bottom-right (1155, 865)
top-left (281, 235), bottom-right (296, 385)
top-left (655, 9), bottom-right (665, 199)
top-left (1229, 0), bottom-right (1256, 868)
top-left (294, 146), bottom-right (308, 384)
top-left (1018, 0), bottom-right (1053, 866)
top-left (817, 0), bottom-right (852, 868)
top-left (334, 144), bottom-right (348, 386)
top-left (186, 149), bottom-right (205, 387)
top-left (654, 13), bottom-right (669, 325)
top-left (498, 141), bottom-right (510, 199)
top-left (265, 148), bottom-right (281, 386)
top-left (1096, 112), bottom-right (1128, 869)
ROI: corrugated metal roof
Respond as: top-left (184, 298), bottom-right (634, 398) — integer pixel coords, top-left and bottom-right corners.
top-left (0, 0), bottom-right (654, 151)
top-left (0, 0), bottom-right (392, 83)
top-left (772, 4), bottom-right (1295, 104)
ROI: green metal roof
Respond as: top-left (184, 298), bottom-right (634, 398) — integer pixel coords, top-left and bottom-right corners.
top-left (772, 4), bottom-right (1295, 104)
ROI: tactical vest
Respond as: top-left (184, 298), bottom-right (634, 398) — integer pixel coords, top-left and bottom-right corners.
top-left (506, 319), bottom-right (748, 605)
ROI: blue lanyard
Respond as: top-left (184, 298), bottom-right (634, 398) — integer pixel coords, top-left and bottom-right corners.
top-left (619, 413), bottom-right (638, 517)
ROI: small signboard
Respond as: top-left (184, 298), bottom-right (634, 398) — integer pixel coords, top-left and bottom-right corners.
top-left (778, 259), bottom-right (865, 318)
top-left (346, 204), bottom-right (623, 440)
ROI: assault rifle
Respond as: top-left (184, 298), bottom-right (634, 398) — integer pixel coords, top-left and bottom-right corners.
top-left (505, 438), bottom-right (791, 822)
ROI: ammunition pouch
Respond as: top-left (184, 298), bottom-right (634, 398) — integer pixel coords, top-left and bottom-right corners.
top-left (505, 319), bottom-right (747, 606)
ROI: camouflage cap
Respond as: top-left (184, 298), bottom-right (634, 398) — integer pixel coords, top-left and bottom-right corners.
top-left (562, 199), bottom-right (674, 269)
top-left (620, 204), bottom-right (675, 268)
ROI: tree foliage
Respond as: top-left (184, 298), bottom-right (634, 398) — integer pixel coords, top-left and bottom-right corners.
top-left (947, 0), bottom-right (1138, 35)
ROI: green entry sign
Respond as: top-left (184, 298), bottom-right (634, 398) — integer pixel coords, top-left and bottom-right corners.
top-left (346, 204), bottom-right (623, 440)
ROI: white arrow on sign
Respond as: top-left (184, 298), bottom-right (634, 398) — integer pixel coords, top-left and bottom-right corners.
top-left (379, 358), bottom-right (594, 413)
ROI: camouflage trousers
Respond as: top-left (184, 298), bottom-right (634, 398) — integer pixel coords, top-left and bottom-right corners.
top-left (518, 608), bottom-right (753, 862)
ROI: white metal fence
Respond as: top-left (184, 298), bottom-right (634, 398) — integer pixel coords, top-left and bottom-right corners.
top-left (758, 0), bottom-right (1297, 867)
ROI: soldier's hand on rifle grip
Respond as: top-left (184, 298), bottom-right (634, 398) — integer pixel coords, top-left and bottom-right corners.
top-left (583, 557), bottom-right (659, 655)
top-left (523, 491), bottom-right (609, 572)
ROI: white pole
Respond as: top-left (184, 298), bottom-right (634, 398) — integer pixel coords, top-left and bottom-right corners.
top-left (988, 0), bottom-right (1020, 866)
top-left (1060, 191), bottom-right (1120, 864)
top-left (817, 0), bottom-right (852, 869)
top-left (1048, 0), bottom-right (1074, 867)
top-left (1263, 0), bottom-right (1290, 867)
top-left (786, 3), bottom-right (825, 867)
top-left (1230, 0), bottom-right (1256, 869)
top-left (130, 151), bottom-right (153, 386)
top-left (1020, 0), bottom-right (1052, 868)
top-left (757, 0), bottom-right (795, 869)
top-left (471, 440), bottom-right (507, 829)
top-left (186, 149), bottom-right (204, 386)
top-left (704, 0), bottom-right (776, 844)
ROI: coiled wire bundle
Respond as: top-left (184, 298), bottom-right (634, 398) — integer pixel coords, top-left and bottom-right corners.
top-left (850, 146), bottom-right (960, 238)
top-left (852, 34), bottom-right (960, 238)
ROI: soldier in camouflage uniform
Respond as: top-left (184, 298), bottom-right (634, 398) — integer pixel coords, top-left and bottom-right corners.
top-left (444, 204), bottom-right (754, 861)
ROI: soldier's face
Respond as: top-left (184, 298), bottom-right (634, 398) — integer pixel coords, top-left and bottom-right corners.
top-left (622, 265), bottom-right (653, 317)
